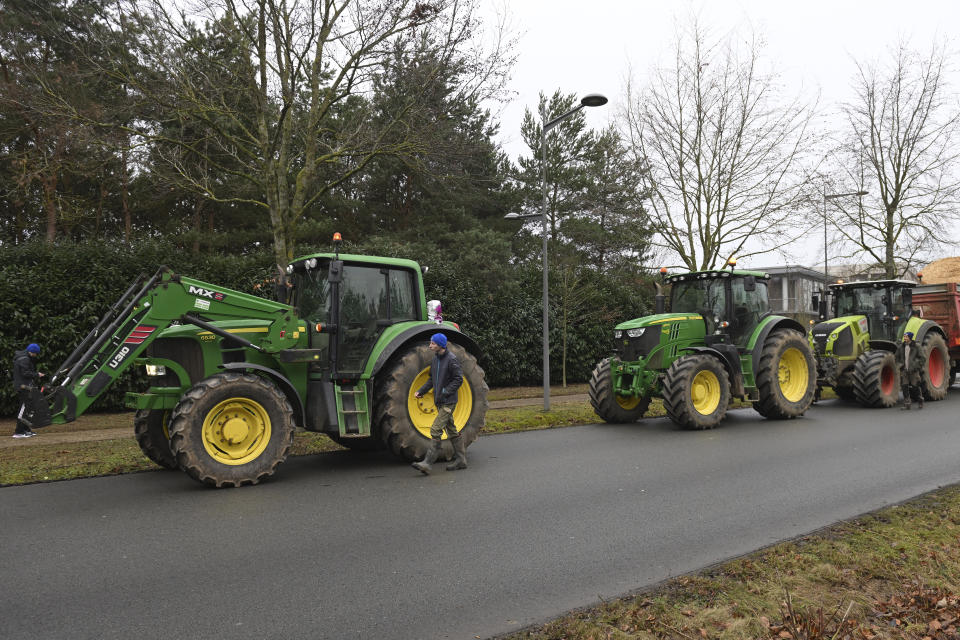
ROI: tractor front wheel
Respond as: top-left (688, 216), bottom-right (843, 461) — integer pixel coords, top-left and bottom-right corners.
top-left (374, 342), bottom-right (489, 462)
top-left (920, 332), bottom-right (950, 401)
top-left (753, 329), bottom-right (816, 419)
top-left (588, 358), bottom-right (651, 423)
top-left (168, 373), bottom-right (295, 488)
top-left (134, 409), bottom-right (177, 470)
top-left (662, 354), bottom-right (731, 429)
top-left (852, 350), bottom-right (899, 408)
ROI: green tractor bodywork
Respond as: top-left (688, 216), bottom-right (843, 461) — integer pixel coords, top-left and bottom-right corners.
top-left (810, 280), bottom-right (950, 407)
top-left (589, 269), bottom-right (817, 429)
top-left (43, 252), bottom-right (488, 487)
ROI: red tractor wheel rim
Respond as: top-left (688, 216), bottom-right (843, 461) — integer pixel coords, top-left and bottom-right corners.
top-left (881, 364), bottom-right (895, 395)
top-left (929, 347), bottom-right (945, 387)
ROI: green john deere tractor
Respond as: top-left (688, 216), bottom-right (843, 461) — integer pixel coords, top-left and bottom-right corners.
top-left (43, 238), bottom-right (488, 487)
top-left (809, 280), bottom-right (950, 407)
top-left (589, 267), bottom-right (817, 429)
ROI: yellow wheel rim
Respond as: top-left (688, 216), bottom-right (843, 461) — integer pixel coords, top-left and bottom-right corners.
top-left (691, 370), bottom-right (721, 415)
top-left (615, 394), bottom-right (643, 410)
top-left (201, 397), bottom-right (271, 466)
top-left (407, 367), bottom-right (473, 439)
top-left (778, 347), bottom-right (808, 403)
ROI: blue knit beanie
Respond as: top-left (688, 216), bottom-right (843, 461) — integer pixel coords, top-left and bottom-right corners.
top-left (904, 331), bottom-right (914, 339)
top-left (430, 333), bottom-right (448, 348)
top-left (26, 343), bottom-right (40, 353)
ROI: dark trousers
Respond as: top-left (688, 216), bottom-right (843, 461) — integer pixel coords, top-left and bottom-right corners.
top-left (15, 388), bottom-right (33, 434)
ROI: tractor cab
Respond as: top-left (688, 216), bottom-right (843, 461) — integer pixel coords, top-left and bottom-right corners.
top-left (828, 280), bottom-right (914, 344)
top-left (667, 269), bottom-right (771, 347)
top-left (287, 253), bottom-right (426, 377)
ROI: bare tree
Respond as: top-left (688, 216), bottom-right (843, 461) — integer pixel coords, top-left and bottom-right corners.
top-left (620, 18), bottom-right (817, 271)
top-left (833, 42), bottom-right (960, 278)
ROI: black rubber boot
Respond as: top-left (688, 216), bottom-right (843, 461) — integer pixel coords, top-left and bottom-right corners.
top-left (412, 439), bottom-right (441, 475)
top-left (446, 436), bottom-right (467, 471)
top-left (918, 396), bottom-right (924, 410)
top-left (901, 399), bottom-right (911, 410)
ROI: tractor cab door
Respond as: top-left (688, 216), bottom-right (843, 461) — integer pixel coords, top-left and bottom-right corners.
top-left (728, 276), bottom-right (768, 347)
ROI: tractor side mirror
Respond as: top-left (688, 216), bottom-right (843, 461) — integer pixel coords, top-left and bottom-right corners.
top-left (743, 276), bottom-right (756, 292)
top-left (902, 289), bottom-right (913, 309)
top-left (328, 260), bottom-right (344, 284)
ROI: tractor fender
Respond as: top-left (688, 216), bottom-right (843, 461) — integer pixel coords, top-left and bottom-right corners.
top-left (370, 325), bottom-right (483, 377)
top-left (749, 316), bottom-right (806, 377)
top-left (911, 319), bottom-right (945, 346)
top-left (220, 362), bottom-right (305, 428)
top-left (679, 346), bottom-right (745, 397)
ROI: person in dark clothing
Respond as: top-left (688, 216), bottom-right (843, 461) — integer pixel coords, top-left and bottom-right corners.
top-left (412, 333), bottom-right (466, 474)
top-left (896, 331), bottom-right (924, 410)
top-left (12, 343), bottom-right (44, 437)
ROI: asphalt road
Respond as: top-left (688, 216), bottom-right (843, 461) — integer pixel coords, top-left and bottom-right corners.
top-left (3, 393), bottom-right (960, 640)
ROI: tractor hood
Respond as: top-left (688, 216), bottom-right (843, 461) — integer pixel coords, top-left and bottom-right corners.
top-left (615, 313), bottom-right (703, 331)
top-left (810, 315), bottom-right (866, 356)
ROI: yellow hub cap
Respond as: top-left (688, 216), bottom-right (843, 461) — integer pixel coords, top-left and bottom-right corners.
top-left (202, 397), bottom-right (271, 465)
top-left (615, 394), bottom-right (643, 410)
top-left (777, 347), bottom-right (808, 403)
top-left (408, 367), bottom-right (473, 438)
top-left (691, 370), bottom-right (721, 415)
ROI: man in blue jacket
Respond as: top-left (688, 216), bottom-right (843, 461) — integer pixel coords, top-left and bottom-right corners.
top-left (12, 343), bottom-right (44, 438)
top-left (412, 333), bottom-right (466, 474)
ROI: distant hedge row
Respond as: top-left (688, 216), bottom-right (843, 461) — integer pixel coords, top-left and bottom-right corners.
top-left (0, 239), bottom-right (652, 416)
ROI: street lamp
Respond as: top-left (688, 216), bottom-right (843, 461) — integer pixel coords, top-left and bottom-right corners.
top-left (506, 93), bottom-right (608, 411)
top-left (821, 189), bottom-right (868, 317)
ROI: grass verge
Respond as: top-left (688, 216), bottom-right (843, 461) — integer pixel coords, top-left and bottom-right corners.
top-left (508, 486), bottom-right (960, 640)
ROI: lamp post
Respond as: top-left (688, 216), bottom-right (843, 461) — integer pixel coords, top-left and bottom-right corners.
top-left (506, 93), bottom-right (607, 411)
top-left (821, 189), bottom-right (868, 317)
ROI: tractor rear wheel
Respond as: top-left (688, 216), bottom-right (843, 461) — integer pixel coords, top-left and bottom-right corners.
top-left (168, 373), bottom-right (295, 488)
top-left (374, 342), bottom-right (488, 463)
top-left (920, 332), bottom-right (950, 401)
top-left (753, 329), bottom-right (816, 419)
top-left (134, 409), bottom-right (177, 470)
top-left (662, 354), bottom-right (731, 429)
top-left (852, 350), bottom-right (899, 408)
top-left (588, 357), bottom-right (651, 423)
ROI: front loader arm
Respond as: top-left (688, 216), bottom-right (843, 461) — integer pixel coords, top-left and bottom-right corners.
top-left (46, 267), bottom-right (298, 424)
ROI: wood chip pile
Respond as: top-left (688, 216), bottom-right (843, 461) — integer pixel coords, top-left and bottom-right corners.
top-left (920, 257), bottom-right (960, 284)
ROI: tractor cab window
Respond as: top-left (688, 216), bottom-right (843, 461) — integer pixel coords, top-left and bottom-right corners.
top-left (729, 278), bottom-right (769, 345)
top-left (836, 287), bottom-right (887, 337)
top-left (887, 287), bottom-right (909, 317)
top-left (672, 279), bottom-right (726, 334)
top-left (293, 268), bottom-right (331, 325)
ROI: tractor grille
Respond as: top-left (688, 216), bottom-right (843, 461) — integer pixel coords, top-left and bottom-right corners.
top-left (613, 327), bottom-right (662, 362)
top-left (811, 322), bottom-right (843, 355)
top-left (146, 338), bottom-right (204, 387)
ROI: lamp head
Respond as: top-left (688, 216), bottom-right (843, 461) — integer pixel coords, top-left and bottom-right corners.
top-left (580, 94), bottom-right (608, 108)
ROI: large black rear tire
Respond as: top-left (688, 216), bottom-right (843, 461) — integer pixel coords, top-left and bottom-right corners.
top-left (662, 354), bottom-right (731, 430)
top-left (852, 350), bottom-right (899, 408)
top-left (588, 357), bottom-right (651, 423)
top-left (134, 409), bottom-right (177, 470)
top-left (374, 342), bottom-right (488, 462)
top-left (168, 373), bottom-right (295, 488)
top-left (753, 329), bottom-right (816, 419)
top-left (920, 332), bottom-right (950, 401)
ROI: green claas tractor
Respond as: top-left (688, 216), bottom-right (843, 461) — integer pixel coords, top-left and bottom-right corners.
top-left (42, 238), bottom-right (488, 487)
top-left (589, 267), bottom-right (817, 429)
top-left (809, 280), bottom-right (950, 407)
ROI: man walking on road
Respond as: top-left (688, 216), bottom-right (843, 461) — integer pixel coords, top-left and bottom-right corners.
top-left (896, 331), bottom-right (924, 410)
top-left (412, 333), bottom-right (466, 474)
top-left (12, 343), bottom-right (44, 438)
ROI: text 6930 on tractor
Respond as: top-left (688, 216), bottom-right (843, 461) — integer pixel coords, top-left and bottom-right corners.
top-left (589, 266), bottom-right (817, 429)
top-left (41, 236), bottom-right (488, 487)
top-left (809, 280), bottom-right (950, 407)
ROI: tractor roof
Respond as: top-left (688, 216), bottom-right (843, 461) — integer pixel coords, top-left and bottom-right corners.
top-left (665, 269), bottom-right (770, 284)
top-left (292, 253), bottom-right (422, 272)
top-left (828, 279), bottom-right (916, 290)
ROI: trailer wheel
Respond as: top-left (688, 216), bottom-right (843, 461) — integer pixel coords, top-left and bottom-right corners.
top-left (134, 409), bottom-right (177, 470)
top-left (588, 357), bottom-right (651, 423)
top-left (662, 354), bottom-right (730, 429)
top-left (920, 332), bottom-right (950, 401)
top-left (753, 329), bottom-right (816, 419)
top-left (374, 342), bottom-right (488, 462)
top-left (168, 373), bottom-right (295, 488)
top-left (852, 350), bottom-right (899, 408)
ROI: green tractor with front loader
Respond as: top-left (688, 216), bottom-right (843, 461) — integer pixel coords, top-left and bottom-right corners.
top-left (589, 266), bottom-right (817, 429)
top-left (809, 279), bottom-right (950, 407)
top-left (42, 237), bottom-right (488, 487)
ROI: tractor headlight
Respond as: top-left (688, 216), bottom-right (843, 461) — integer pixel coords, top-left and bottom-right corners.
top-left (305, 258), bottom-right (317, 269)
top-left (145, 364), bottom-right (166, 377)
top-left (626, 328), bottom-right (645, 338)
top-left (613, 330), bottom-right (623, 339)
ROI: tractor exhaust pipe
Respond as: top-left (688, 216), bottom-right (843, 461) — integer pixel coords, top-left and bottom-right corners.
top-left (654, 282), bottom-right (665, 315)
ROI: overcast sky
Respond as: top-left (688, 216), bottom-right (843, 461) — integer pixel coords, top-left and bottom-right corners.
top-left (489, 0), bottom-right (960, 266)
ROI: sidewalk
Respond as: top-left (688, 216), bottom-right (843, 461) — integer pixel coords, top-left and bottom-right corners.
top-left (0, 393), bottom-right (590, 448)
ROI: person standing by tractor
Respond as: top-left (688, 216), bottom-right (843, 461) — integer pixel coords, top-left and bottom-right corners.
top-left (412, 333), bottom-right (466, 474)
top-left (896, 332), bottom-right (924, 410)
top-left (11, 343), bottom-right (44, 438)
